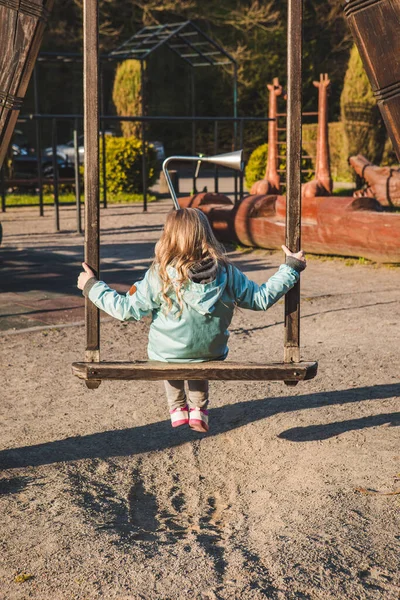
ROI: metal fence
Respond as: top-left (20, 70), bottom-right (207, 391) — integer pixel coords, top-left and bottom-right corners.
top-left (1, 112), bottom-right (317, 232)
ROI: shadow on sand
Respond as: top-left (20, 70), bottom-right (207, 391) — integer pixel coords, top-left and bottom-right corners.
top-left (1, 382), bottom-right (399, 470)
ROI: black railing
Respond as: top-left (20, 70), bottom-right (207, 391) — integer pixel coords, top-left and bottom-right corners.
top-left (1, 112), bottom-right (318, 232)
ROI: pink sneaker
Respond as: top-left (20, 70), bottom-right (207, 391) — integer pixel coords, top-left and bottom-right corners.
top-left (189, 408), bottom-right (209, 433)
top-left (170, 405), bottom-right (189, 428)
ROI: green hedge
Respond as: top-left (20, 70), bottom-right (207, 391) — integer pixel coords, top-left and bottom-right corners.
top-left (340, 45), bottom-right (386, 165)
top-left (100, 136), bottom-right (157, 194)
top-left (245, 142), bottom-right (313, 190)
top-left (302, 121), bottom-right (353, 182)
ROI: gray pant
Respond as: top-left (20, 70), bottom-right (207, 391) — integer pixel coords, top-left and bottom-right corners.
top-left (164, 380), bottom-right (209, 411)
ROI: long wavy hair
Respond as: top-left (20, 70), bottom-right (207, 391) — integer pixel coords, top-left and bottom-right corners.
top-left (153, 208), bottom-right (229, 312)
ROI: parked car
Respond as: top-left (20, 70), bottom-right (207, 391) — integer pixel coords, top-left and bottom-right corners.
top-left (44, 130), bottom-right (116, 165)
top-left (44, 133), bottom-right (165, 164)
top-left (151, 141), bottom-right (166, 163)
top-left (6, 131), bottom-right (74, 187)
top-left (12, 146), bottom-right (73, 180)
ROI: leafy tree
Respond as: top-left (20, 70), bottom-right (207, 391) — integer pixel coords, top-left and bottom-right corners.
top-left (26, 0), bottom-right (355, 152)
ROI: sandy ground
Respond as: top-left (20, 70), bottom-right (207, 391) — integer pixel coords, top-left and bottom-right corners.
top-left (0, 202), bottom-right (399, 600)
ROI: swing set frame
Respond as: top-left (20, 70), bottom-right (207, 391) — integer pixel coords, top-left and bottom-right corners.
top-left (71, 0), bottom-right (318, 389)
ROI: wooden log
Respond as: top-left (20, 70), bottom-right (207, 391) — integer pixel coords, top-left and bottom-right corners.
top-left (178, 194), bottom-right (237, 242)
top-left (178, 192), bottom-right (233, 208)
top-left (343, 0), bottom-right (400, 160)
top-left (232, 193), bottom-right (400, 263)
top-left (285, 0), bottom-right (303, 363)
top-left (0, 0), bottom-right (54, 167)
top-left (83, 0), bottom-right (100, 367)
top-left (72, 360), bottom-right (318, 382)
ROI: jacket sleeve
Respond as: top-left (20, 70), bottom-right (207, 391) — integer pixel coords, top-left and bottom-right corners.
top-left (229, 263), bottom-right (299, 311)
top-left (87, 268), bottom-right (161, 321)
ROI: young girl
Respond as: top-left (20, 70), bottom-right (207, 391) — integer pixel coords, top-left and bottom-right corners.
top-left (77, 207), bottom-right (306, 433)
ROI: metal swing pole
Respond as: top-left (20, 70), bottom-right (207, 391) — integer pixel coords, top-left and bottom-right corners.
top-left (83, 0), bottom-right (101, 383)
top-left (284, 0), bottom-right (302, 364)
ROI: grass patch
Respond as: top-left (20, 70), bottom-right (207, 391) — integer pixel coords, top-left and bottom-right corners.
top-left (332, 187), bottom-right (355, 196)
top-left (2, 192), bottom-right (157, 207)
top-left (306, 253), bottom-right (375, 266)
top-left (227, 245), bottom-right (400, 268)
top-left (306, 253), bottom-right (400, 268)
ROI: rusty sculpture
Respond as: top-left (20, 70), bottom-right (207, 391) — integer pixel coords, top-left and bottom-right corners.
top-left (302, 73), bottom-right (333, 198)
top-left (250, 77), bottom-right (283, 195)
top-left (350, 154), bottom-right (400, 207)
top-left (343, 0), bottom-right (400, 160)
top-left (179, 70), bottom-right (400, 263)
top-left (0, 0), bottom-right (54, 168)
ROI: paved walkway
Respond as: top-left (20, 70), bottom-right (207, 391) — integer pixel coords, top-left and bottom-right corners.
top-left (0, 203), bottom-right (167, 332)
top-left (0, 200), bottom-right (286, 333)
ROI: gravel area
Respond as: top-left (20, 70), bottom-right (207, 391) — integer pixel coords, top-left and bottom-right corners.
top-left (0, 202), bottom-right (399, 599)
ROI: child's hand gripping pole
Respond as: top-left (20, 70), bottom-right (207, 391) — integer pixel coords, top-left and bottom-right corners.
top-left (77, 262), bottom-right (95, 291)
top-left (281, 245), bottom-right (307, 267)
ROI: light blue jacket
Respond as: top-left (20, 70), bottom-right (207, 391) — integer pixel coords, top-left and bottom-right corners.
top-left (87, 263), bottom-right (299, 362)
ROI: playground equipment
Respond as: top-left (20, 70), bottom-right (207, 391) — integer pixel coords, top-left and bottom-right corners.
top-left (250, 77), bottom-right (283, 195)
top-left (343, 0), bottom-right (400, 162)
top-left (179, 67), bottom-right (400, 263)
top-left (0, 0), bottom-right (53, 169)
top-left (162, 150), bottom-right (244, 210)
top-left (71, 0), bottom-right (318, 388)
top-left (302, 74), bottom-right (333, 198)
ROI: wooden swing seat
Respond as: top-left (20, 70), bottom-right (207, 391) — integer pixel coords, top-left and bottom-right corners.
top-left (72, 360), bottom-right (318, 382)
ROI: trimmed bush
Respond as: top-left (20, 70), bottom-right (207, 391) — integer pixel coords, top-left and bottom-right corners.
top-left (112, 60), bottom-right (143, 138)
top-left (340, 45), bottom-right (386, 165)
top-left (381, 136), bottom-right (399, 166)
top-left (100, 136), bottom-right (157, 194)
top-left (245, 142), bottom-right (313, 190)
top-left (245, 144), bottom-right (269, 190)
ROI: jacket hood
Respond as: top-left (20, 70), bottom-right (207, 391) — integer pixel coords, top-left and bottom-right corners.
top-left (167, 264), bottom-right (228, 316)
top-left (188, 256), bottom-right (218, 284)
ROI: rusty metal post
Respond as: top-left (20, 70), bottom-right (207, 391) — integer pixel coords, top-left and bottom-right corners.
top-left (284, 0), bottom-right (303, 365)
top-left (83, 0), bottom-right (101, 383)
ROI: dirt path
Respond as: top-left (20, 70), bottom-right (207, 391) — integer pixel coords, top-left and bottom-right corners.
top-left (0, 202), bottom-right (399, 599)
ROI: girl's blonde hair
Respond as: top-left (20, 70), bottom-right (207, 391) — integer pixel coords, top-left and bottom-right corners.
top-left (153, 207), bottom-right (228, 311)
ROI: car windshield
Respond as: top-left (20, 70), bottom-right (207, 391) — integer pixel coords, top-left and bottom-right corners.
top-left (65, 135), bottom-right (84, 148)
